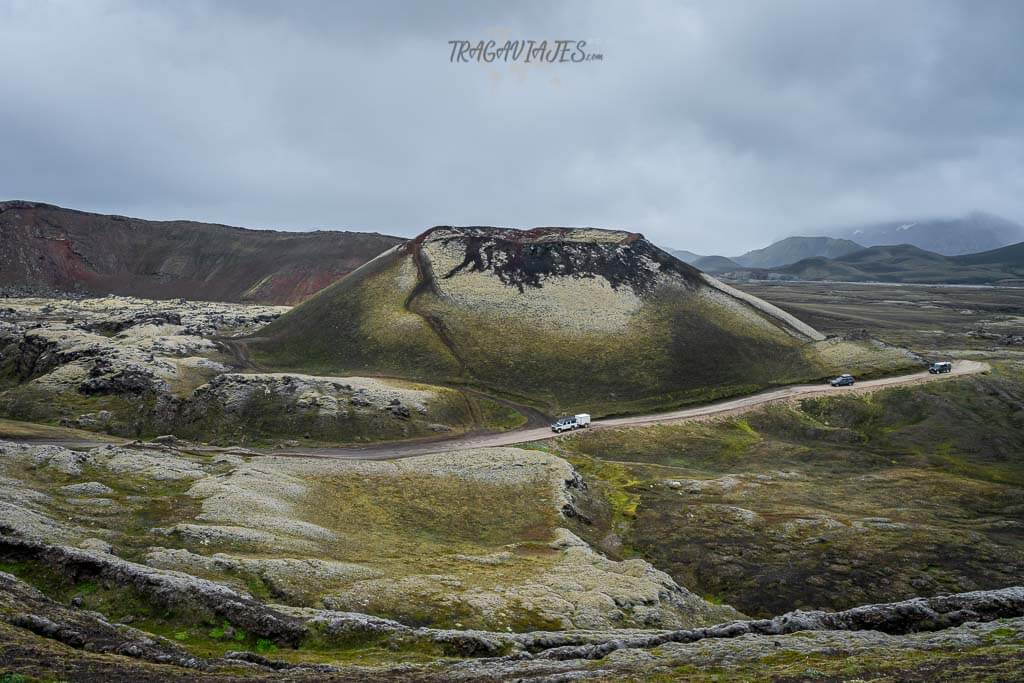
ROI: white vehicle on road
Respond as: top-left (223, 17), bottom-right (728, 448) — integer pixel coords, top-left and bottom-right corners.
top-left (551, 413), bottom-right (591, 433)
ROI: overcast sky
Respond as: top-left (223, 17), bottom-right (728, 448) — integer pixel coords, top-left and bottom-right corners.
top-left (1, 1), bottom-right (1022, 253)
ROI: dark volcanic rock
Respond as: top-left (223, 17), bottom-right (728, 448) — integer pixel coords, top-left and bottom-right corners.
top-left (433, 226), bottom-right (702, 294)
top-left (79, 358), bottom-right (159, 395)
top-left (531, 586), bottom-right (1024, 660)
top-left (0, 569), bottom-right (202, 669)
top-left (0, 535), bottom-right (307, 646)
top-left (79, 311), bottom-right (182, 335)
top-left (1, 533), bottom-right (1022, 679)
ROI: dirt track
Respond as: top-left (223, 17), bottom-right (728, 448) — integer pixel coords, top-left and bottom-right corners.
top-left (248, 360), bottom-right (989, 461)
top-left (12, 361), bottom-right (987, 460)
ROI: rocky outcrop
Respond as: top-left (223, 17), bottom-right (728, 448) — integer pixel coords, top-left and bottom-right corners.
top-left (0, 297), bottom-right (495, 443)
top-left (78, 357), bottom-right (162, 395)
top-left (59, 481), bottom-right (115, 496)
top-left (0, 297), bottom-right (277, 403)
top-left (79, 310), bottom-right (182, 335)
top-left (0, 297), bottom-right (273, 432)
top-left (0, 570), bottom-right (204, 669)
top-left (172, 371), bottom-right (479, 444)
top-left (144, 548), bottom-right (384, 603)
top-left (1, 539), bottom-right (1021, 680)
top-left (0, 535), bottom-right (308, 645)
top-left (527, 585), bottom-right (1024, 660)
top-left (188, 373), bottom-right (432, 419)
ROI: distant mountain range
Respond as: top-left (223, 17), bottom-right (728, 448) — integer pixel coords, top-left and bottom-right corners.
top-left (0, 201), bottom-right (402, 304)
top-left (670, 211), bottom-right (1024, 283)
top-left (769, 241), bottom-right (1024, 285)
top-left (670, 236), bottom-right (866, 273)
top-left (831, 212), bottom-right (1024, 256)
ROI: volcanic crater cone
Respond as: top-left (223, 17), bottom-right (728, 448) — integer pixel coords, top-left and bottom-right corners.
top-left (251, 226), bottom-right (915, 414)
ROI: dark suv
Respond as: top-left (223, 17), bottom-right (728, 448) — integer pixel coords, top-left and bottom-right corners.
top-left (929, 362), bottom-right (952, 374)
top-left (829, 374), bottom-right (855, 387)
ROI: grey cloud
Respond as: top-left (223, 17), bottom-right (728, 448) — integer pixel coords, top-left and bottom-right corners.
top-left (0, 0), bottom-right (1022, 253)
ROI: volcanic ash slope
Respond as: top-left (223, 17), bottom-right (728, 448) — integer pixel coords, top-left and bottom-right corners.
top-left (253, 226), bottom-right (917, 414)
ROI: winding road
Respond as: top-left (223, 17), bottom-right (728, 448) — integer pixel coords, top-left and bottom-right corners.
top-left (233, 359), bottom-right (989, 461)
top-left (6, 361), bottom-right (988, 460)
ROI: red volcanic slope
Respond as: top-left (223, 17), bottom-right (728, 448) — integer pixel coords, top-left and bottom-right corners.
top-left (0, 201), bottom-right (403, 304)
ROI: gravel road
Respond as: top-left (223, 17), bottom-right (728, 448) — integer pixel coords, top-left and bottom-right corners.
top-left (250, 360), bottom-right (989, 460)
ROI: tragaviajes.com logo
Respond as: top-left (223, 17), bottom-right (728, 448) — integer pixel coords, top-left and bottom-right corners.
top-left (448, 39), bottom-right (603, 64)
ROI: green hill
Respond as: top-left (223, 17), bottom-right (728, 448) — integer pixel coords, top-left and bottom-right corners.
top-left (691, 254), bottom-right (742, 273)
top-left (251, 227), bottom-right (918, 415)
top-left (952, 241), bottom-right (1024, 272)
top-left (735, 236), bottom-right (864, 269)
